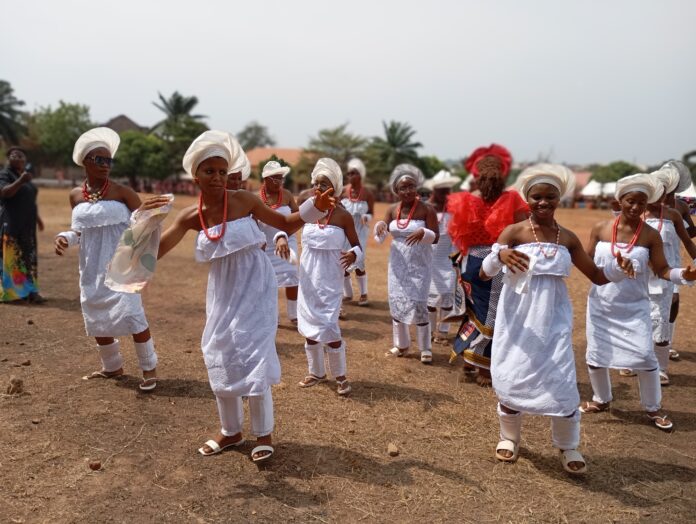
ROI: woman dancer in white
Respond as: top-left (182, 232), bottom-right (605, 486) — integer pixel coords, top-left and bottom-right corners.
top-left (424, 170), bottom-right (460, 344)
top-left (374, 164), bottom-right (439, 363)
top-left (481, 164), bottom-right (634, 474)
top-left (297, 158), bottom-right (362, 395)
top-left (580, 174), bottom-right (696, 430)
top-left (54, 127), bottom-right (158, 391)
top-left (257, 160), bottom-right (300, 324)
top-left (644, 166), bottom-right (696, 385)
top-left (341, 158), bottom-right (374, 306)
top-left (142, 131), bottom-right (334, 461)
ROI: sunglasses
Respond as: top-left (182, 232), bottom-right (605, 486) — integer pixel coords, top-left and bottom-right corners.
top-left (87, 155), bottom-right (115, 167)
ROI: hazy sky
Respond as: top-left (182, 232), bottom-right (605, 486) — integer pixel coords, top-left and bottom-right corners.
top-left (5, 0), bottom-right (695, 165)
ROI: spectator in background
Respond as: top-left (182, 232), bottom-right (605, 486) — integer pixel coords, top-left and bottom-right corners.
top-left (0, 147), bottom-right (45, 303)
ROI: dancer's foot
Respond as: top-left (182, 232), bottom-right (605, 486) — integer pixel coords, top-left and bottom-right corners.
top-left (198, 432), bottom-right (244, 456)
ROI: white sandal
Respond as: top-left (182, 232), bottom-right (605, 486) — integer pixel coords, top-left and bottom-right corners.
top-left (251, 444), bottom-right (274, 463)
top-left (420, 351), bottom-right (433, 364)
top-left (198, 438), bottom-right (245, 456)
top-left (298, 374), bottom-right (326, 388)
top-left (337, 379), bottom-right (352, 396)
top-left (495, 440), bottom-right (519, 462)
top-left (560, 449), bottom-right (587, 474)
top-left (386, 347), bottom-right (409, 357)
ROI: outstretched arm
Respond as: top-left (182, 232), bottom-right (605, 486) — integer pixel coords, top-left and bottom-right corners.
top-left (158, 209), bottom-right (193, 259)
top-left (249, 189), bottom-right (334, 235)
top-left (568, 229), bottom-right (633, 284)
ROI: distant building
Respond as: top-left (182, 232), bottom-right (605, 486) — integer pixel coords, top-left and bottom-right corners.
top-left (102, 115), bottom-right (148, 134)
top-left (245, 147), bottom-right (304, 171)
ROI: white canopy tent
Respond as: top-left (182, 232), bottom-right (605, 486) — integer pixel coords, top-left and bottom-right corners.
top-left (602, 182), bottom-right (616, 197)
top-left (580, 180), bottom-right (602, 197)
top-left (677, 183), bottom-right (696, 198)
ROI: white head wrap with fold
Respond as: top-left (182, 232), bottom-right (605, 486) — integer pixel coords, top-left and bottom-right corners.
top-left (262, 160), bottom-right (291, 178)
top-left (239, 153), bottom-right (251, 181)
top-left (652, 165), bottom-right (680, 196)
top-left (515, 163), bottom-right (576, 200)
top-left (72, 127), bottom-right (120, 167)
top-left (346, 158), bottom-right (366, 179)
top-left (311, 158), bottom-right (343, 196)
top-left (615, 173), bottom-right (661, 204)
top-left (661, 160), bottom-right (692, 193)
top-left (182, 130), bottom-right (244, 177)
top-left (389, 164), bottom-right (424, 194)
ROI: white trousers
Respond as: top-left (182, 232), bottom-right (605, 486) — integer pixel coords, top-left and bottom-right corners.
top-left (498, 404), bottom-right (580, 450)
top-left (215, 389), bottom-right (274, 437)
top-left (587, 366), bottom-right (661, 412)
top-left (305, 341), bottom-right (347, 378)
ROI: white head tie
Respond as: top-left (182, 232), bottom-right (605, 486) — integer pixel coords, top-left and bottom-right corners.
top-left (182, 130), bottom-right (244, 177)
top-left (515, 163), bottom-right (576, 200)
top-left (389, 164), bottom-right (424, 194)
top-left (262, 160), bottom-right (291, 178)
top-left (615, 173), bottom-right (661, 204)
top-left (346, 158), bottom-right (366, 179)
top-left (73, 127), bottom-right (120, 166)
top-left (311, 158), bottom-right (343, 196)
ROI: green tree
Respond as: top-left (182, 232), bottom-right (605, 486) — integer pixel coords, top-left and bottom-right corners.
top-left (307, 123), bottom-right (367, 167)
top-left (364, 120), bottom-right (423, 184)
top-left (29, 101), bottom-right (93, 167)
top-left (238, 121), bottom-right (276, 150)
top-left (151, 91), bottom-right (206, 135)
top-left (110, 131), bottom-right (170, 187)
top-left (418, 155), bottom-right (447, 178)
top-left (591, 161), bottom-right (639, 183)
top-left (0, 80), bottom-right (26, 146)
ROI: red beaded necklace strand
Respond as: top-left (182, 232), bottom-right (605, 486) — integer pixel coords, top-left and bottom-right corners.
top-left (82, 178), bottom-right (110, 203)
top-left (260, 185), bottom-right (282, 209)
top-left (396, 197), bottom-right (419, 229)
top-left (611, 215), bottom-right (643, 256)
top-left (528, 216), bottom-right (561, 258)
top-left (198, 190), bottom-right (228, 242)
top-left (348, 184), bottom-right (363, 203)
top-left (317, 206), bottom-right (336, 230)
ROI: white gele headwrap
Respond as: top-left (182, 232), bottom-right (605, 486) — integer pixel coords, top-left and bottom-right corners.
top-left (424, 169), bottom-right (461, 191)
top-left (262, 160), bottom-right (291, 179)
top-left (311, 158), bottom-right (343, 196)
top-left (72, 127), bottom-right (120, 167)
top-left (240, 153), bottom-right (251, 181)
top-left (515, 163), bottom-right (576, 200)
top-left (660, 160), bottom-right (691, 193)
top-left (615, 173), bottom-right (661, 204)
top-left (346, 158), bottom-right (367, 179)
top-left (182, 130), bottom-right (244, 177)
top-left (652, 165), bottom-right (680, 196)
top-left (389, 164), bottom-right (425, 194)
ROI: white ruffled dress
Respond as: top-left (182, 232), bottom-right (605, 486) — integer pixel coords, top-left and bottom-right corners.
top-left (491, 243), bottom-right (578, 416)
top-left (428, 212), bottom-right (455, 308)
top-left (195, 216), bottom-right (281, 397)
top-left (298, 224), bottom-right (346, 342)
top-left (646, 218), bottom-right (680, 342)
top-left (71, 200), bottom-right (148, 337)
top-left (258, 204), bottom-right (299, 288)
top-left (341, 198), bottom-right (369, 271)
top-left (387, 219), bottom-right (433, 324)
top-left (586, 242), bottom-right (657, 370)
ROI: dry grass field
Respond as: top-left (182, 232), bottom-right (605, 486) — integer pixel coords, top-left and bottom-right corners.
top-left (1, 188), bottom-right (695, 523)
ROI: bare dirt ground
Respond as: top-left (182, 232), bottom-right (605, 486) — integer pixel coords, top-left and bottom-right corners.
top-left (2, 188), bottom-right (695, 523)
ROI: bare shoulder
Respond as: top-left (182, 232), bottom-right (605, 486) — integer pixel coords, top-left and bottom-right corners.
top-left (69, 187), bottom-right (82, 206)
top-left (664, 206), bottom-right (682, 224)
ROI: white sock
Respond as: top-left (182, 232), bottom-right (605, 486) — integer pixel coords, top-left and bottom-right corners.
top-left (497, 404), bottom-right (522, 444)
top-left (326, 341), bottom-right (347, 378)
top-left (97, 341), bottom-right (124, 372)
top-left (305, 342), bottom-right (326, 377)
top-left (637, 368), bottom-right (661, 412)
top-left (133, 338), bottom-right (157, 371)
top-left (287, 299), bottom-right (297, 321)
top-left (343, 275), bottom-right (353, 298)
top-left (551, 411), bottom-right (581, 450)
top-left (587, 366), bottom-right (612, 404)
top-left (416, 324), bottom-right (431, 353)
top-left (392, 320), bottom-right (410, 349)
top-left (438, 308), bottom-right (451, 334)
top-left (428, 309), bottom-right (438, 335)
top-left (357, 274), bottom-right (368, 296)
top-left (216, 395), bottom-right (244, 437)
top-left (654, 343), bottom-right (670, 372)
top-left (248, 388), bottom-right (274, 437)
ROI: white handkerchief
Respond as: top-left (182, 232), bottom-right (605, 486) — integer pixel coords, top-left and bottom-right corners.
top-left (503, 254), bottom-right (537, 294)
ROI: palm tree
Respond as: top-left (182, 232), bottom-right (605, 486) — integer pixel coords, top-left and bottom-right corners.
top-left (369, 120), bottom-right (422, 169)
top-left (151, 91), bottom-right (206, 135)
top-left (307, 123), bottom-right (367, 166)
top-left (0, 80), bottom-right (27, 146)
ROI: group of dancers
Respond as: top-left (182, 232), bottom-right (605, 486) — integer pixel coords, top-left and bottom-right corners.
top-left (53, 128), bottom-right (696, 472)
